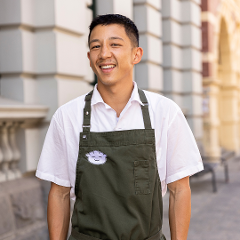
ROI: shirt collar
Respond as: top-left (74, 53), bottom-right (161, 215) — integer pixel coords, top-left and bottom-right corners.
top-left (91, 81), bottom-right (144, 107)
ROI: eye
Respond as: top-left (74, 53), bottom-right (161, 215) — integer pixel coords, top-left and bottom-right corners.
top-left (91, 45), bottom-right (100, 49)
top-left (111, 43), bottom-right (121, 47)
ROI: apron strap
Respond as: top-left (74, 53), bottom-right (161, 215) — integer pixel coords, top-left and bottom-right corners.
top-left (82, 90), bottom-right (93, 133)
top-left (82, 89), bottom-right (152, 131)
top-left (138, 89), bottom-right (152, 130)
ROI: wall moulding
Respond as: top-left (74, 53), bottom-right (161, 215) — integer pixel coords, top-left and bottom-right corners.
top-left (202, 77), bottom-right (221, 86)
top-left (162, 17), bottom-right (201, 28)
top-left (0, 97), bottom-right (48, 125)
top-left (201, 11), bottom-right (217, 25)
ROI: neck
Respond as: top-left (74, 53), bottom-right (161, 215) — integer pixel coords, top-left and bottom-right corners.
top-left (97, 80), bottom-right (134, 117)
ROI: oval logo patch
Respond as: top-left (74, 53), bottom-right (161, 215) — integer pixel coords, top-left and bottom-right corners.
top-left (86, 151), bottom-right (107, 165)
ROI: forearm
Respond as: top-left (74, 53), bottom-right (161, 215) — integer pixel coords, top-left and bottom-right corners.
top-left (168, 177), bottom-right (191, 240)
top-left (48, 183), bottom-right (71, 240)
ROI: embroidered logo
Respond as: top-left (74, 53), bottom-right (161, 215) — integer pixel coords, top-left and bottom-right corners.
top-left (86, 151), bottom-right (107, 165)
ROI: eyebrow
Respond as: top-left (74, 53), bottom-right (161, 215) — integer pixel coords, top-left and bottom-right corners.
top-left (109, 37), bottom-right (124, 41)
top-left (89, 37), bottom-right (124, 45)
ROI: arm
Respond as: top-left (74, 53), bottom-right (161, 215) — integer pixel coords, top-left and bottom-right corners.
top-left (167, 176), bottom-right (191, 240)
top-left (48, 182), bottom-right (71, 240)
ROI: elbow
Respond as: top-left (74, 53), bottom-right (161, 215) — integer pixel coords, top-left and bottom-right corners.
top-left (167, 176), bottom-right (191, 196)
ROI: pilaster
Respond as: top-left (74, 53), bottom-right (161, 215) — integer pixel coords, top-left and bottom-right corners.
top-left (162, 0), bottom-right (203, 141)
top-left (133, 0), bottom-right (162, 92)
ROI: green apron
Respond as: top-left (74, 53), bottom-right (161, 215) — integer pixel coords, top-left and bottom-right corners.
top-left (69, 89), bottom-right (166, 240)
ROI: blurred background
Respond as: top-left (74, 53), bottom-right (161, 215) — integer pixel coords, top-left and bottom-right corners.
top-left (0, 0), bottom-right (239, 239)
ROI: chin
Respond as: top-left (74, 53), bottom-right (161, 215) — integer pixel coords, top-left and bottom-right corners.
top-left (98, 80), bottom-right (117, 86)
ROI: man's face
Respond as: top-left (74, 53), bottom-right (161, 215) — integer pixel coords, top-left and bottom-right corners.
top-left (87, 24), bottom-right (140, 87)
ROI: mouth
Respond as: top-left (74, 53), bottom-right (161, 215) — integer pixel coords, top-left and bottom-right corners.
top-left (99, 64), bottom-right (116, 73)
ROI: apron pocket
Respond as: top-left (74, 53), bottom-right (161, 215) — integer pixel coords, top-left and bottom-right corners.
top-left (134, 160), bottom-right (151, 195)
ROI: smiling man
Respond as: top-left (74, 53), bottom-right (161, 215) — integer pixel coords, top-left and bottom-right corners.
top-left (36, 14), bottom-right (203, 240)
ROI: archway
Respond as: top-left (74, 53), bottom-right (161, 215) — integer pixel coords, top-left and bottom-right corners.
top-left (217, 18), bottom-right (239, 152)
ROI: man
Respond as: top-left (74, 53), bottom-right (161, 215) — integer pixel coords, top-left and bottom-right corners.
top-left (36, 14), bottom-right (203, 240)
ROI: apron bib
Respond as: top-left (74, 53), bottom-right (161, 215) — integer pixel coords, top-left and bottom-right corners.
top-left (69, 89), bottom-right (166, 240)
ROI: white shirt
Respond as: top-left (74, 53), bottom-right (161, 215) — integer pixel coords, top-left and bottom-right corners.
top-left (36, 82), bottom-right (203, 199)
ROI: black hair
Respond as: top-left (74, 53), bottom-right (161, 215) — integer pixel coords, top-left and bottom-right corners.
top-left (88, 14), bottom-right (139, 48)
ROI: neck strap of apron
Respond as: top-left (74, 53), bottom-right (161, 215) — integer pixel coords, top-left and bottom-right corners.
top-left (138, 89), bottom-right (152, 129)
top-left (82, 88), bottom-right (152, 132)
top-left (82, 90), bottom-right (93, 133)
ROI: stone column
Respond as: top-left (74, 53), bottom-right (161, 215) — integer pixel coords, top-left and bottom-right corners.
top-left (201, 0), bottom-right (221, 157)
top-left (219, 87), bottom-right (239, 151)
top-left (133, 0), bottom-right (162, 92)
top-left (203, 85), bottom-right (221, 157)
top-left (162, 0), bottom-right (203, 143)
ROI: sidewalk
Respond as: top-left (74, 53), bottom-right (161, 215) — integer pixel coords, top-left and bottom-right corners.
top-left (162, 156), bottom-right (240, 240)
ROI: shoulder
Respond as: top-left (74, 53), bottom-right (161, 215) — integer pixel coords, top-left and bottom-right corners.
top-left (141, 90), bottom-right (186, 130)
top-left (51, 92), bottom-right (89, 130)
top-left (142, 90), bottom-right (181, 115)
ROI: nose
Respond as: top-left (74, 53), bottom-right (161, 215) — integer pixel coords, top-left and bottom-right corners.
top-left (99, 44), bottom-right (112, 59)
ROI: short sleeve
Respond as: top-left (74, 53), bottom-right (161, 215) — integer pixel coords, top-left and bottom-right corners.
top-left (35, 115), bottom-right (70, 187)
top-left (165, 109), bottom-right (203, 184)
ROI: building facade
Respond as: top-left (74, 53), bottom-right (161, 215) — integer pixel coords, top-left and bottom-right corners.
top-left (1, 0), bottom-right (239, 239)
top-left (201, 0), bottom-right (240, 157)
top-left (0, 0), bottom-right (202, 181)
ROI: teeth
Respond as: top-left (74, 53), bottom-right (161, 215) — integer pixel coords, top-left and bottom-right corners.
top-left (101, 65), bottom-right (115, 69)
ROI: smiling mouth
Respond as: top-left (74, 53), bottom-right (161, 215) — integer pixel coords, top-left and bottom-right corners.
top-left (99, 64), bottom-right (116, 70)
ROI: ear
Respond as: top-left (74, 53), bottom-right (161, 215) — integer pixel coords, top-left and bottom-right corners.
top-left (132, 47), bottom-right (143, 65)
top-left (87, 51), bottom-right (91, 67)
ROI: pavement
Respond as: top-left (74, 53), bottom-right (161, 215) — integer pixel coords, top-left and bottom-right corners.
top-left (161, 156), bottom-right (240, 240)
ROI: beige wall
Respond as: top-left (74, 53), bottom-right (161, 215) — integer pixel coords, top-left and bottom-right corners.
top-left (202, 0), bottom-right (240, 157)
